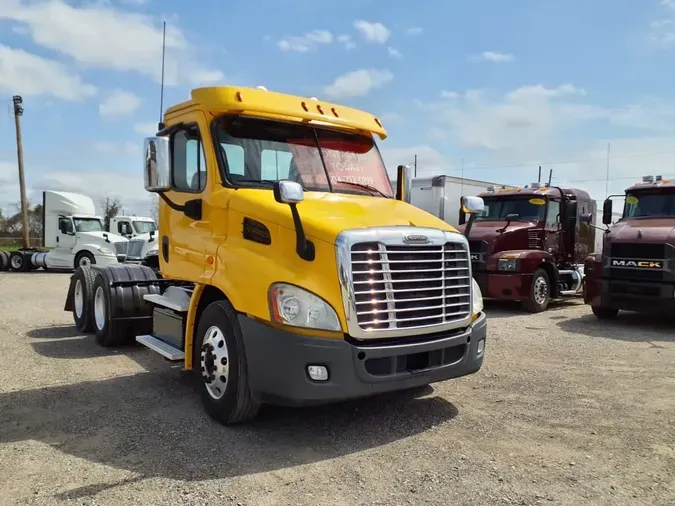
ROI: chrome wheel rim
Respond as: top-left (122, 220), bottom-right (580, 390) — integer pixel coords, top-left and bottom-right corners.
top-left (94, 286), bottom-right (106, 331)
top-left (79, 256), bottom-right (91, 267)
top-left (74, 279), bottom-right (84, 319)
top-left (533, 276), bottom-right (548, 305)
top-left (10, 256), bottom-right (22, 269)
top-left (200, 325), bottom-right (230, 400)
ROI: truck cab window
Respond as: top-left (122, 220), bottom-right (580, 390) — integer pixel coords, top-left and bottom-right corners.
top-left (59, 217), bottom-right (73, 234)
top-left (172, 128), bottom-right (206, 192)
top-left (546, 200), bottom-right (561, 228)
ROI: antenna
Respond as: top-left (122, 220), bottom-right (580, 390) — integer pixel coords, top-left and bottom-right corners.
top-left (547, 168), bottom-right (552, 186)
top-left (158, 21), bottom-right (167, 131)
top-left (537, 165), bottom-right (541, 183)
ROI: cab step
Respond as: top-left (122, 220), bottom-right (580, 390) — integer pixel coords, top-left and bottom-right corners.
top-left (136, 334), bottom-right (185, 361)
top-left (143, 293), bottom-right (189, 312)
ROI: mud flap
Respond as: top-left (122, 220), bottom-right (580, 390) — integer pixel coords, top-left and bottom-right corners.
top-left (63, 273), bottom-right (76, 312)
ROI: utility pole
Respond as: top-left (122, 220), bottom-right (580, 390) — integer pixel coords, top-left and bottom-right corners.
top-left (605, 142), bottom-right (611, 199)
top-left (13, 95), bottom-right (30, 249)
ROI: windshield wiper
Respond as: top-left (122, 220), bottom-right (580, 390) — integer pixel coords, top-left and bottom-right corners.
top-left (336, 181), bottom-right (390, 198)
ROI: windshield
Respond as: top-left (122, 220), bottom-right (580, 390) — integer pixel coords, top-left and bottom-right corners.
top-left (623, 191), bottom-right (675, 218)
top-left (133, 221), bottom-right (157, 234)
top-left (212, 116), bottom-right (394, 197)
top-left (73, 217), bottom-right (104, 232)
top-left (476, 197), bottom-right (547, 222)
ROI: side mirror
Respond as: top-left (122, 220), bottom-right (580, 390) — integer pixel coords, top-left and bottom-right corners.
top-left (579, 213), bottom-right (593, 223)
top-left (144, 137), bottom-right (171, 192)
top-left (273, 180), bottom-right (304, 204)
top-left (461, 196), bottom-right (485, 215)
top-left (395, 164), bottom-right (412, 202)
top-left (602, 199), bottom-right (612, 225)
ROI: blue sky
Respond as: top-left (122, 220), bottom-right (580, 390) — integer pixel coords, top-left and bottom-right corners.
top-left (1, 0), bottom-right (675, 216)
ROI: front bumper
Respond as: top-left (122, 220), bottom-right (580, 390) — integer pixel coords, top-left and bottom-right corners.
top-left (238, 313), bottom-right (487, 406)
top-left (586, 277), bottom-right (675, 312)
top-left (474, 271), bottom-right (532, 300)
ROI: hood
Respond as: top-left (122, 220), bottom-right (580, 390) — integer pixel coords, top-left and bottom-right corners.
top-left (607, 219), bottom-right (675, 244)
top-left (129, 232), bottom-right (158, 244)
top-left (466, 220), bottom-right (537, 243)
top-left (78, 230), bottom-right (128, 243)
top-left (230, 189), bottom-right (458, 244)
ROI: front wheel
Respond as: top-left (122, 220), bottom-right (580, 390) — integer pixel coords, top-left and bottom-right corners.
top-left (75, 251), bottom-right (95, 269)
top-left (523, 268), bottom-right (550, 313)
top-left (592, 306), bottom-right (619, 319)
top-left (194, 300), bottom-right (260, 425)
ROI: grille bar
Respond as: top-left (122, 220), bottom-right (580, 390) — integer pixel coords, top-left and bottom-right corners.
top-left (350, 241), bottom-right (472, 331)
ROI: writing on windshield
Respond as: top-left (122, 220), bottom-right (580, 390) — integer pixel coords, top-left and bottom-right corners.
top-left (476, 198), bottom-right (546, 222)
top-left (73, 218), bottom-right (104, 232)
top-left (213, 116), bottom-right (393, 197)
top-left (624, 192), bottom-right (675, 218)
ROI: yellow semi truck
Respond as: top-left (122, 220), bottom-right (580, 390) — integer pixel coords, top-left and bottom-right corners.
top-left (64, 85), bottom-right (488, 424)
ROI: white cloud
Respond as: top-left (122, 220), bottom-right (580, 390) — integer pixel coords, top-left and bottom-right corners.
top-left (353, 20), bottom-right (391, 44)
top-left (406, 27), bottom-right (423, 36)
top-left (474, 51), bottom-right (514, 63)
top-left (440, 90), bottom-right (460, 100)
top-left (99, 89), bottom-right (142, 119)
top-left (134, 121), bottom-right (159, 136)
top-left (278, 30), bottom-right (333, 52)
top-left (662, 0), bottom-right (675, 9)
top-left (0, 44), bottom-right (97, 100)
top-left (337, 34), bottom-right (356, 50)
top-left (379, 112), bottom-right (401, 123)
top-left (388, 47), bottom-right (402, 59)
top-left (92, 141), bottom-right (140, 156)
top-left (380, 145), bottom-right (449, 176)
top-left (323, 69), bottom-right (393, 99)
top-left (0, 0), bottom-right (223, 86)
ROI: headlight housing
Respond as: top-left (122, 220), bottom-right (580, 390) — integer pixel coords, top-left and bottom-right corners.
top-left (97, 247), bottom-right (114, 255)
top-left (268, 283), bottom-right (341, 331)
top-left (471, 278), bottom-right (484, 316)
top-left (497, 256), bottom-right (519, 271)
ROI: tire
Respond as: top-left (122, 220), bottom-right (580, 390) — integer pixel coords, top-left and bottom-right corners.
top-left (9, 251), bottom-right (29, 272)
top-left (193, 300), bottom-right (260, 425)
top-left (72, 266), bottom-right (97, 333)
top-left (74, 251), bottom-right (95, 269)
top-left (92, 265), bottom-right (159, 347)
top-left (0, 250), bottom-right (9, 271)
top-left (523, 268), bottom-right (551, 313)
top-left (592, 306), bottom-right (619, 319)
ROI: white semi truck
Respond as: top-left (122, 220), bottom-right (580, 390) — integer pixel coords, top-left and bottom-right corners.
top-left (109, 215), bottom-right (159, 264)
top-left (3, 191), bottom-right (130, 272)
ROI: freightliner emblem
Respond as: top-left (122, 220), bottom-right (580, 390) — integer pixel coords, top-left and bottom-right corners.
top-left (610, 259), bottom-right (664, 269)
top-left (403, 234), bottom-right (429, 244)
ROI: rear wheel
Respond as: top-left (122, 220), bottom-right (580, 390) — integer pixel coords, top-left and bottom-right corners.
top-left (72, 266), bottom-right (96, 332)
top-left (194, 300), bottom-right (260, 424)
top-left (92, 265), bottom-right (159, 347)
top-left (523, 268), bottom-right (550, 313)
top-left (0, 250), bottom-right (9, 271)
top-left (592, 306), bottom-right (619, 319)
top-left (9, 251), bottom-right (29, 272)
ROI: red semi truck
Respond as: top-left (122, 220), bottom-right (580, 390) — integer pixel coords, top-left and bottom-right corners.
top-left (584, 175), bottom-right (675, 318)
top-left (459, 182), bottom-right (596, 312)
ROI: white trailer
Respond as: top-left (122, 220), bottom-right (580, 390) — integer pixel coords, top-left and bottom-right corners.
top-left (5, 191), bottom-right (130, 272)
top-left (403, 175), bottom-right (513, 228)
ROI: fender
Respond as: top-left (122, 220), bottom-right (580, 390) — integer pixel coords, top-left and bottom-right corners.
top-left (487, 249), bottom-right (555, 273)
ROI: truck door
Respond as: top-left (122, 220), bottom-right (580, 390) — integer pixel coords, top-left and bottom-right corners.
top-left (116, 219), bottom-right (133, 238)
top-left (57, 216), bottom-right (77, 251)
top-left (544, 199), bottom-right (561, 257)
top-left (161, 116), bottom-right (211, 281)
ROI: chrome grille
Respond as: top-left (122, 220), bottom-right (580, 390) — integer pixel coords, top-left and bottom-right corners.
top-left (127, 239), bottom-right (144, 259)
top-left (114, 242), bottom-right (128, 256)
top-left (350, 241), bottom-right (471, 332)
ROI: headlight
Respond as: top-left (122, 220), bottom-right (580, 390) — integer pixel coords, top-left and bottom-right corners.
top-left (471, 278), bottom-right (484, 316)
top-left (268, 283), bottom-right (341, 331)
top-left (498, 258), bottom-right (518, 271)
top-left (97, 247), bottom-right (114, 255)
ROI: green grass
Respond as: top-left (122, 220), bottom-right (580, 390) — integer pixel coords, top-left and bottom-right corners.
top-left (0, 245), bottom-right (51, 252)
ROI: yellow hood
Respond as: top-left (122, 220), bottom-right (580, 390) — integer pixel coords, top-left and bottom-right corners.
top-left (230, 189), bottom-right (457, 244)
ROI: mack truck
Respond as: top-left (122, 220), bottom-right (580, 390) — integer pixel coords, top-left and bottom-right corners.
top-left (459, 182), bottom-right (596, 312)
top-left (63, 85), bottom-right (488, 425)
top-left (584, 175), bottom-right (675, 318)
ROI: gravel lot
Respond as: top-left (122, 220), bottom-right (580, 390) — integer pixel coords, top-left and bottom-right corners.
top-left (0, 272), bottom-right (673, 506)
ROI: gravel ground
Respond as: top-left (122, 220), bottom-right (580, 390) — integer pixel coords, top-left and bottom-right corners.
top-left (0, 272), bottom-right (673, 506)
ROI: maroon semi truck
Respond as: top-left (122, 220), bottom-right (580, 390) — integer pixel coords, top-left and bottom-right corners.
top-left (584, 175), bottom-right (675, 318)
top-left (459, 182), bottom-right (596, 312)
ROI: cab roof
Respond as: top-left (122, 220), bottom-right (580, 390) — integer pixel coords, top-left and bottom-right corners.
top-left (625, 176), bottom-right (675, 192)
top-left (478, 184), bottom-right (591, 201)
top-left (164, 85), bottom-right (388, 140)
